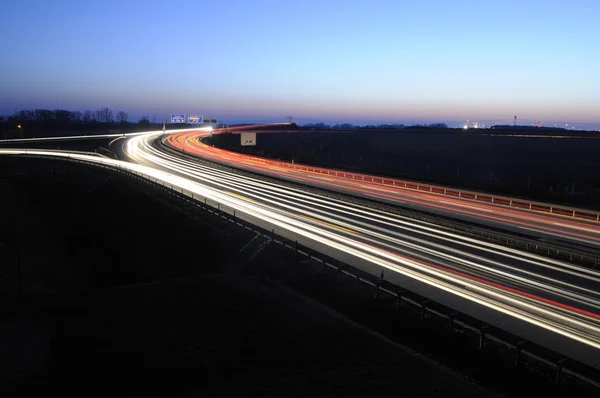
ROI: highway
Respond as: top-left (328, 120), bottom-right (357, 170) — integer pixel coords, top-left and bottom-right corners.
top-left (2, 128), bottom-right (600, 369)
top-left (166, 130), bottom-right (600, 250)
top-left (117, 131), bottom-right (600, 368)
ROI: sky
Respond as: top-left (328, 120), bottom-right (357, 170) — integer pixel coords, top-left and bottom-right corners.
top-left (1, 0), bottom-right (599, 127)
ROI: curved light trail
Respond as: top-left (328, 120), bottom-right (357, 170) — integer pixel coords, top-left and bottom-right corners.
top-left (166, 129), bottom-right (600, 248)
top-left (2, 126), bottom-right (600, 368)
top-left (117, 131), bottom-right (600, 363)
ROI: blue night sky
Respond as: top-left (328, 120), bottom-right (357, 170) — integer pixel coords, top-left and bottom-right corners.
top-left (1, 0), bottom-right (599, 127)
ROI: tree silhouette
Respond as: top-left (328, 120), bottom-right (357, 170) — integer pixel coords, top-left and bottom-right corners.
top-left (53, 109), bottom-right (71, 121)
top-left (103, 108), bottom-right (114, 123)
top-left (71, 111), bottom-right (82, 122)
top-left (83, 110), bottom-right (94, 123)
top-left (117, 111), bottom-right (128, 123)
top-left (95, 108), bottom-right (114, 123)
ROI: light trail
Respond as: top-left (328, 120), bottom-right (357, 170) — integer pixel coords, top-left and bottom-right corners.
top-left (166, 130), bottom-right (600, 247)
top-left (131, 134), bottom-right (600, 294)
top-left (117, 132), bottom-right (600, 357)
top-left (2, 126), bottom-right (600, 368)
top-left (0, 127), bottom-right (203, 144)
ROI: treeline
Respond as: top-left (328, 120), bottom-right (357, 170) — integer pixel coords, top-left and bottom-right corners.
top-left (0, 108), bottom-right (159, 138)
top-left (302, 122), bottom-right (449, 130)
top-left (7, 108), bottom-right (134, 124)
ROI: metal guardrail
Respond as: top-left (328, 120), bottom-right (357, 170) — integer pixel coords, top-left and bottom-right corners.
top-left (125, 163), bottom-right (600, 390)
top-left (0, 127), bottom-right (203, 144)
top-left (159, 139), bottom-right (600, 270)
top-left (7, 153), bottom-right (600, 391)
top-left (191, 135), bottom-right (600, 223)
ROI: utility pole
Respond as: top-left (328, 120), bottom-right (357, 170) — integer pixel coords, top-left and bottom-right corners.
top-left (286, 116), bottom-right (293, 123)
top-left (16, 246), bottom-right (23, 299)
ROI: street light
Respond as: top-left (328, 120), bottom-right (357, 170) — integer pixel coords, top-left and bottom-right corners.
top-left (17, 125), bottom-right (23, 138)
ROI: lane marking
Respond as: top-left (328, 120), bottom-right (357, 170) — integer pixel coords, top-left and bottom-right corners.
top-left (302, 215), bottom-right (358, 235)
top-left (224, 190), bottom-right (255, 203)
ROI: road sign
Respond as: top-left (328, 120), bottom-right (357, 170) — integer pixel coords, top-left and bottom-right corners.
top-left (241, 132), bottom-right (256, 146)
top-left (171, 114), bottom-right (185, 124)
top-left (188, 115), bottom-right (203, 124)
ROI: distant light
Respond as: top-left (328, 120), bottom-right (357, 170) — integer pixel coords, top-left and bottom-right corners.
top-left (17, 125), bottom-right (21, 129)
top-left (463, 125), bottom-right (468, 129)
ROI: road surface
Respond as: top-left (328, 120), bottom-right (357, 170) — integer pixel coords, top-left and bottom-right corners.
top-left (166, 130), bottom-right (600, 251)
top-left (1, 128), bottom-right (599, 369)
top-left (116, 131), bottom-right (600, 369)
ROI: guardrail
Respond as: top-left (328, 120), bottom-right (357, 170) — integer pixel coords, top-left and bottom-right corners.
top-left (116, 160), bottom-right (600, 389)
top-left (7, 152), bottom-right (600, 391)
top-left (0, 127), bottom-right (206, 144)
top-left (193, 136), bottom-right (600, 223)
top-left (160, 139), bottom-right (600, 270)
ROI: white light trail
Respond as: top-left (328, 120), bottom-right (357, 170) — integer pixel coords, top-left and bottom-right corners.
top-left (2, 130), bottom-right (600, 358)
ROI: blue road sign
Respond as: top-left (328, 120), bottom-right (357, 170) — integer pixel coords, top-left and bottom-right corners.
top-left (171, 114), bottom-right (185, 124)
top-left (188, 115), bottom-right (203, 124)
